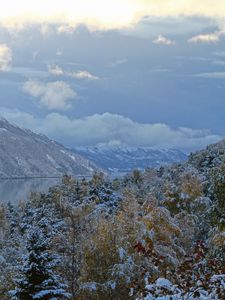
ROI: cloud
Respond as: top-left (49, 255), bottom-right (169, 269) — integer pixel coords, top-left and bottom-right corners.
top-left (189, 30), bottom-right (225, 43)
top-left (0, 0), bottom-right (139, 30)
top-left (153, 35), bottom-right (175, 46)
top-left (121, 16), bottom-right (218, 39)
top-left (213, 51), bottom-right (225, 57)
top-left (70, 70), bottom-right (99, 80)
top-left (194, 72), bottom-right (225, 79)
top-left (57, 25), bottom-right (76, 35)
top-left (56, 49), bottom-right (63, 56)
top-left (212, 60), bottom-right (225, 66)
top-left (108, 59), bottom-right (128, 68)
top-left (48, 64), bottom-right (99, 80)
top-left (48, 64), bottom-right (64, 76)
top-left (0, 109), bottom-right (222, 152)
top-left (23, 80), bottom-right (76, 110)
top-left (0, 44), bottom-right (12, 71)
top-left (1, 1), bottom-right (225, 32)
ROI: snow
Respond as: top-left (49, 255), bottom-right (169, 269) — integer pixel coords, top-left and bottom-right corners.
top-left (46, 154), bottom-right (57, 166)
top-left (33, 289), bottom-right (71, 299)
top-left (81, 282), bottom-right (97, 291)
top-left (75, 146), bottom-right (187, 173)
top-left (119, 247), bottom-right (126, 260)
top-left (155, 278), bottom-right (173, 290)
top-left (0, 127), bottom-right (8, 132)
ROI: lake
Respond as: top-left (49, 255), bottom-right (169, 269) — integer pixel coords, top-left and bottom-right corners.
top-left (0, 178), bottom-right (61, 204)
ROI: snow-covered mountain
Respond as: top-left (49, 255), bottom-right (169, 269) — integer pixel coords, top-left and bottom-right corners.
top-left (187, 139), bottom-right (225, 177)
top-left (75, 146), bottom-right (187, 174)
top-left (0, 117), bottom-right (99, 178)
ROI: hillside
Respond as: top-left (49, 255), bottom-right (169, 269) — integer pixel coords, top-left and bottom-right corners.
top-left (0, 117), bottom-right (99, 178)
top-left (188, 139), bottom-right (225, 173)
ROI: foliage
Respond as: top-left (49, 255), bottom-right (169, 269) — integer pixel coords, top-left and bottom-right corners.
top-left (0, 141), bottom-right (225, 299)
top-left (10, 206), bottom-right (70, 300)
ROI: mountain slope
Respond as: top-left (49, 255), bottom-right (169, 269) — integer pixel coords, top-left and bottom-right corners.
top-left (0, 117), bottom-right (98, 178)
top-left (75, 146), bottom-right (187, 173)
top-left (188, 139), bottom-right (225, 172)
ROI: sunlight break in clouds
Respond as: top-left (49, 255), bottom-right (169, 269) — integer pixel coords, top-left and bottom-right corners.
top-left (0, 0), bottom-right (139, 30)
top-left (23, 80), bottom-right (76, 110)
top-left (0, 44), bottom-right (12, 71)
top-left (1, 0), bottom-right (225, 30)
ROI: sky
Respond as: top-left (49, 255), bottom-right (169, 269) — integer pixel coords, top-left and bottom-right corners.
top-left (0, 0), bottom-right (225, 152)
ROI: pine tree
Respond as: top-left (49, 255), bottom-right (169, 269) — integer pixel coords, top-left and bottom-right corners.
top-left (11, 209), bottom-right (70, 300)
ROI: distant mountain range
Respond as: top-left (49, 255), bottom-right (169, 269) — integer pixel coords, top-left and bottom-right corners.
top-left (0, 117), bottom-right (189, 178)
top-left (0, 117), bottom-right (98, 178)
top-left (75, 146), bottom-right (187, 174)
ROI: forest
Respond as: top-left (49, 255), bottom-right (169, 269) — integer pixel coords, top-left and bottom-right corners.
top-left (0, 141), bottom-right (225, 300)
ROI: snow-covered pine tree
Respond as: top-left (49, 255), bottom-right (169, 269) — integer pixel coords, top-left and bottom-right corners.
top-left (10, 208), bottom-right (70, 300)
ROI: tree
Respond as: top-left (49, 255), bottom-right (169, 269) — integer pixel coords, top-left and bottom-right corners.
top-left (209, 165), bottom-right (225, 229)
top-left (59, 203), bottom-right (94, 299)
top-left (11, 208), bottom-right (70, 300)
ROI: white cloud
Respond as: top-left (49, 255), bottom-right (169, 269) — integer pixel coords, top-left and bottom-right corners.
top-left (57, 25), bottom-right (75, 35)
top-left (189, 30), bottom-right (225, 43)
top-left (48, 64), bottom-right (64, 76)
top-left (23, 80), bottom-right (76, 110)
top-left (48, 64), bottom-right (99, 80)
top-left (0, 109), bottom-right (222, 152)
top-left (194, 72), bottom-right (225, 79)
top-left (153, 35), bottom-right (175, 46)
top-left (0, 44), bottom-right (12, 71)
top-left (70, 70), bottom-right (99, 80)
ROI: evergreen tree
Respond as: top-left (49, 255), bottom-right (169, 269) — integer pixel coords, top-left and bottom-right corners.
top-left (11, 209), bottom-right (70, 300)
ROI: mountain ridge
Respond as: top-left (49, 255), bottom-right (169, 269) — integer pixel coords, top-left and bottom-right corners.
top-left (0, 117), bottom-right (99, 178)
top-left (75, 146), bottom-right (187, 174)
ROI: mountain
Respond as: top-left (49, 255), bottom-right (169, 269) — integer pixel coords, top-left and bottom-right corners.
top-left (75, 146), bottom-right (187, 174)
top-left (186, 139), bottom-right (225, 182)
top-left (188, 139), bottom-right (225, 171)
top-left (0, 117), bottom-right (99, 178)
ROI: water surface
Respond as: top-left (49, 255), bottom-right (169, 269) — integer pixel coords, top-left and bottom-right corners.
top-left (0, 178), bottom-right (61, 204)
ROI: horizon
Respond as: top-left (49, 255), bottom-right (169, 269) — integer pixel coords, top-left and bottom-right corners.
top-left (1, 113), bottom-right (224, 156)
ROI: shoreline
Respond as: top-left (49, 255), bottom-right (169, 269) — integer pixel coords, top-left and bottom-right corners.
top-left (0, 176), bottom-right (61, 181)
top-left (0, 175), bottom-right (92, 181)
